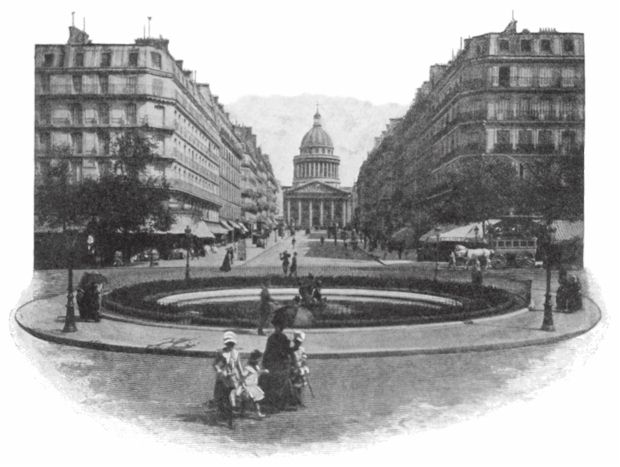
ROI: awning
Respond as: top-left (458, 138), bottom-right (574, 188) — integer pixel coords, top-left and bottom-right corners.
top-left (419, 221), bottom-right (500, 243)
top-left (219, 220), bottom-right (234, 231)
top-left (205, 221), bottom-right (230, 235)
top-left (163, 215), bottom-right (215, 239)
top-left (550, 220), bottom-right (584, 243)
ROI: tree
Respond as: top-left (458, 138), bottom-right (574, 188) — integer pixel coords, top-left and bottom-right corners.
top-left (518, 155), bottom-right (584, 331)
top-left (428, 156), bottom-right (521, 231)
top-left (81, 130), bottom-right (173, 263)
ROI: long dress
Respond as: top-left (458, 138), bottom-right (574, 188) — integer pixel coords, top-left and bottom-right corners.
top-left (260, 331), bottom-right (294, 409)
top-left (219, 250), bottom-right (231, 272)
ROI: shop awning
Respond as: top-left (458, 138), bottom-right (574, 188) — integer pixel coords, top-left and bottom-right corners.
top-left (162, 215), bottom-right (215, 239)
top-left (219, 220), bottom-right (234, 231)
top-left (205, 221), bottom-right (230, 235)
top-left (550, 220), bottom-right (584, 243)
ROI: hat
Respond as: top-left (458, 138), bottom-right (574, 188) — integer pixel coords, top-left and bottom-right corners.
top-left (223, 331), bottom-right (237, 344)
top-left (249, 349), bottom-right (263, 361)
top-left (293, 330), bottom-right (305, 342)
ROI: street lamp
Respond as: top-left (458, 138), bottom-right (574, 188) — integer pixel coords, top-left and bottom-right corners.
top-left (184, 225), bottom-right (192, 281)
top-left (541, 223), bottom-right (557, 332)
top-left (434, 226), bottom-right (441, 281)
top-left (62, 230), bottom-right (77, 333)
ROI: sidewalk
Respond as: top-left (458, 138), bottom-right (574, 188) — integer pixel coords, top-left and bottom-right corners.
top-left (15, 290), bottom-right (600, 359)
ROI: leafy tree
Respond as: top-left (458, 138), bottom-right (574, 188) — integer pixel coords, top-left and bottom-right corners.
top-left (81, 130), bottom-right (173, 263)
top-left (428, 156), bottom-right (521, 232)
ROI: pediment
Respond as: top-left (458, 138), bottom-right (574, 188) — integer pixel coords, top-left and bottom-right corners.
top-left (286, 181), bottom-right (349, 195)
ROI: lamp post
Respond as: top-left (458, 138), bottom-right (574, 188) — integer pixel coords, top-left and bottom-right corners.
top-left (541, 223), bottom-right (557, 332)
top-left (184, 225), bottom-right (192, 281)
top-left (434, 226), bottom-right (441, 282)
top-left (62, 229), bottom-right (77, 333)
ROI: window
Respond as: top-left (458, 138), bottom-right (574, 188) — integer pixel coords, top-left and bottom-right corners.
top-left (98, 103), bottom-right (110, 124)
top-left (561, 130), bottom-right (577, 155)
top-left (538, 98), bottom-right (553, 120)
top-left (563, 38), bottom-right (575, 53)
top-left (538, 67), bottom-right (553, 87)
top-left (40, 74), bottom-right (50, 93)
top-left (72, 74), bottom-right (82, 93)
top-left (517, 130), bottom-right (534, 153)
top-left (99, 131), bottom-right (110, 154)
top-left (39, 132), bottom-right (51, 151)
top-left (499, 39), bottom-right (509, 52)
top-left (495, 130), bottom-right (511, 152)
top-left (540, 39), bottom-right (552, 53)
top-left (129, 51), bottom-right (139, 66)
top-left (70, 103), bottom-right (83, 124)
top-left (151, 52), bottom-right (162, 69)
top-left (99, 74), bottom-right (109, 94)
top-left (152, 78), bottom-right (163, 96)
top-left (125, 75), bottom-right (137, 93)
top-left (538, 129), bottom-right (554, 152)
top-left (517, 67), bottom-right (533, 87)
top-left (71, 132), bottom-right (83, 154)
top-left (499, 66), bottom-right (510, 87)
top-left (126, 103), bottom-right (137, 125)
top-left (74, 52), bottom-right (84, 67)
top-left (39, 102), bottom-right (51, 124)
top-left (561, 68), bottom-right (576, 87)
top-left (44, 53), bottom-right (54, 67)
top-left (497, 99), bottom-right (511, 120)
top-left (520, 40), bottom-right (531, 52)
top-left (100, 52), bottom-right (111, 67)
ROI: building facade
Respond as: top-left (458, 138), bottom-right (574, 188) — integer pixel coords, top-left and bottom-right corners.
top-left (35, 25), bottom-right (252, 238)
top-left (283, 110), bottom-right (352, 229)
top-left (356, 20), bottom-right (584, 237)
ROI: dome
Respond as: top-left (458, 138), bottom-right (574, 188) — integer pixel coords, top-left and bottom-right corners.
top-left (300, 110), bottom-right (333, 149)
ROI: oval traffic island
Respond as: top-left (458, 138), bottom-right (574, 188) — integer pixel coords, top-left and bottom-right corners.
top-left (103, 275), bottom-right (526, 328)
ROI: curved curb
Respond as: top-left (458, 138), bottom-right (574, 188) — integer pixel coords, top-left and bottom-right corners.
top-left (13, 294), bottom-right (602, 359)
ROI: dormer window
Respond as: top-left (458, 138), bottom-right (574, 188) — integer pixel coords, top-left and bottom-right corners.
top-left (520, 40), bottom-right (531, 52)
top-left (540, 39), bottom-right (552, 53)
top-left (563, 38), bottom-right (575, 53)
top-left (100, 51), bottom-right (111, 67)
top-left (151, 52), bottom-right (162, 69)
top-left (129, 51), bottom-right (139, 66)
top-left (74, 52), bottom-right (84, 67)
top-left (43, 53), bottom-right (54, 67)
top-left (499, 40), bottom-right (510, 52)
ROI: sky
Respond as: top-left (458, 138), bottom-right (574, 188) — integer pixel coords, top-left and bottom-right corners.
top-left (2, 1), bottom-right (620, 465)
top-left (13, 0), bottom-right (596, 105)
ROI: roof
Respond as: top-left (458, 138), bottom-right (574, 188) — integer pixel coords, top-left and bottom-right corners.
top-left (420, 221), bottom-right (500, 243)
top-left (300, 111), bottom-right (333, 149)
top-left (550, 220), bottom-right (584, 243)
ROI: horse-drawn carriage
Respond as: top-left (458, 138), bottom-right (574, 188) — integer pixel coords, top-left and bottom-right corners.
top-left (487, 236), bottom-right (537, 269)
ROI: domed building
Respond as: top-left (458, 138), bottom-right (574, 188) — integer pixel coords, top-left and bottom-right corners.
top-left (283, 108), bottom-right (352, 228)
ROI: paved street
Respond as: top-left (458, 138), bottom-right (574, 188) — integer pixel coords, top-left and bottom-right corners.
top-left (11, 231), bottom-right (607, 455)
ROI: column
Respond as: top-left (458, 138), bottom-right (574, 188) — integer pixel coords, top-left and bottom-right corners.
top-left (341, 200), bottom-right (346, 226)
top-left (330, 199), bottom-right (335, 223)
top-left (308, 200), bottom-right (313, 228)
top-left (320, 200), bottom-right (324, 226)
top-left (287, 199), bottom-right (291, 224)
top-left (298, 200), bottom-right (302, 225)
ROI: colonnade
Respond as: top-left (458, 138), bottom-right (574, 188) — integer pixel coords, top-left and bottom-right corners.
top-left (285, 198), bottom-right (350, 227)
top-left (294, 162), bottom-right (338, 179)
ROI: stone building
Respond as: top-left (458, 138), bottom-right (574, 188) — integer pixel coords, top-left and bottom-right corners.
top-left (35, 25), bottom-right (251, 239)
top-left (283, 109), bottom-right (352, 229)
top-left (356, 20), bottom-right (584, 237)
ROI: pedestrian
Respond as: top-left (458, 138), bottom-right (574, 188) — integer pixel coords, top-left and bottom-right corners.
top-left (228, 246), bottom-right (234, 265)
top-left (291, 236), bottom-right (296, 249)
top-left (448, 250), bottom-right (456, 269)
top-left (212, 331), bottom-right (243, 426)
top-left (257, 282), bottom-right (277, 335)
top-left (240, 350), bottom-right (269, 418)
top-left (289, 252), bottom-right (298, 278)
top-left (280, 250), bottom-right (291, 275)
top-left (320, 235), bottom-right (325, 245)
top-left (471, 258), bottom-right (483, 286)
top-left (219, 248), bottom-right (232, 272)
top-left (290, 331), bottom-right (310, 407)
top-left (261, 310), bottom-right (296, 410)
top-left (334, 229), bottom-right (338, 245)
top-left (311, 279), bottom-right (323, 303)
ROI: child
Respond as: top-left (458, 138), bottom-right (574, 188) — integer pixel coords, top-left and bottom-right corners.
top-left (212, 331), bottom-right (243, 423)
top-left (241, 350), bottom-right (270, 418)
top-left (290, 331), bottom-right (310, 407)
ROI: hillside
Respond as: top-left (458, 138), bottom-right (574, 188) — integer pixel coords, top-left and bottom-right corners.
top-left (225, 94), bottom-right (407, 186)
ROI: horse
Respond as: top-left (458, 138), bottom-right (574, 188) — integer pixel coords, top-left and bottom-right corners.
top-left (454, 245), bottom-right (494, 269)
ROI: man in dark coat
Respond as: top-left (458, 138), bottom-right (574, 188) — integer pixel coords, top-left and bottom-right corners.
top-left (260, 310), bottom-right (295, 410)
